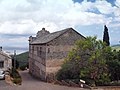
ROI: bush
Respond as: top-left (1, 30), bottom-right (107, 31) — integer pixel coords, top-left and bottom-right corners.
top-left (10, 68), bottom-right (22, 85)
top-left (56, 36), bottom-right (111, 86)
top-left (56, 64), bottom-right (80, 81)
top-left (109, 81), bottom-right (120, 86)
top-left (19, 65), bottom-right (27, 71)
top-left (10, 68), bottom-right (21, 78)
top-left (56, 68), bottom-right (71, 80)
top-left (13, 78), bottom-right (22, 85)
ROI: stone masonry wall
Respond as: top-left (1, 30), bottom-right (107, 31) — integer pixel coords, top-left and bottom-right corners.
top-left (29, 44), bottom-right (47, 80)
top-left (0, 53), bottom-right (11, 71)
top-left (29, 28), bottom-right (85, 81)
top-left (46, 29), bottom-right (85, 79)
top-left (47, 29), bottom-right (85, 46)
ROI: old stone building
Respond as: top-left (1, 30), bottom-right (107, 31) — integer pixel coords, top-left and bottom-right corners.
top-left (0, 47), bottom-right (12, 71)
top-left (29, 28), bottom-right (85, 81)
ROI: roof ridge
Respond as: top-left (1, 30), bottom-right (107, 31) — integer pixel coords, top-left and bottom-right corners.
top-left (49, 27), bottom-right (72, 34)
top-left (31, 28), bottom-right (75, 44)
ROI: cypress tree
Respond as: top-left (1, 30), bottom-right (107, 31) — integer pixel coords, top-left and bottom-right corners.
top-left (103, 25), bottom-right (110, 46)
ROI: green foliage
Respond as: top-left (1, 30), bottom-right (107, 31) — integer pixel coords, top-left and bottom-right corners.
top-left (13, 78), bottom-right (22, 85)
top-left (103, 25), bottom-right (110, 46)
top-left (110, 81), bottom-right (120, 86)
top-left (56, 59), bottom-right (80, 80)
top-left (19, 64), bottom-right (28, 71)
top-left (11, 57), bottom-right (19, 69)
top-left (10, 68), bottom-right (21, 78)
top-left (56, 36), bottom-right (111, 86)
top-left (16, 52), bottom-right (28, 68)
top-left (10, 68), bottom-right (22, 85)
top-left (106, 50), bottom-right (120, 81)
top-left (10, 51), bottom-right (28, 69)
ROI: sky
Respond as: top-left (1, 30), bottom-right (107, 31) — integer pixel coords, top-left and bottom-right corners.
top-left (0, 0), bottom-right (120, 54)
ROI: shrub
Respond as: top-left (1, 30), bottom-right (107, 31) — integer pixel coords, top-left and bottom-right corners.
top-left (56, 63), bottom-right (80, 80)
top-left (10, 68), bottom-right (22, 85)
top-left (56, 36), bottom-right (111, 86)
top-left (19, 65), bottom-right (27, 71)
top-left (109, 81), bottom-right (120, 86)
top-left (10, 68), bottom-right (21, 78)
top-left (13, 78), bottom-right (22, 85)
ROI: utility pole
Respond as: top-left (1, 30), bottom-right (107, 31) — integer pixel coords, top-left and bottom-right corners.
top-left (14, 50), bottom-right (16, 70)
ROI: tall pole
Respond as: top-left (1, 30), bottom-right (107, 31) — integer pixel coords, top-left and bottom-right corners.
top-left (14, 50), bottom-right (16, 69)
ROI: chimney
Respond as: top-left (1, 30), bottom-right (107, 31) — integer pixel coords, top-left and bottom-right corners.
top-left (29, 36), bottom-right (36, 44)
top-left (42, 27), bottom-right (45, 31)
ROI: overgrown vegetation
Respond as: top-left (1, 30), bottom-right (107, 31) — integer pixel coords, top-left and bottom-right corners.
top-left (106, 50), bottom-right (120, 82)
top-left (16, 51), bottom-right (29, 68)
top-left (10, 68), bottom-right (22, 85)
top-left (11, 52), bottom-right (29, 70)
top-left (9, 52), bottom-right (28, 84)
top-left (56, 36), bottom-right (120, 86)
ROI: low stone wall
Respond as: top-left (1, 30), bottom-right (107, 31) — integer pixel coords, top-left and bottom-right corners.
top-left (53, 80), bottom-right (120, 90)
top-left (96, 86), bottom-right (120, 90)
top-left (5, 75), bottom-right (13, 85)
top-left (53, 80), bottom-right (91, 89)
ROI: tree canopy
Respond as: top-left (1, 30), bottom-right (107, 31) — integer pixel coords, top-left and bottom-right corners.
top-left (56, 36), bottom-right (111, 86)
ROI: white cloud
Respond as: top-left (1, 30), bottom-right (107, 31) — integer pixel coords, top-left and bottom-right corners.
top-left (0, 0), bottom-right (120, 50)
top-left (95, 0), bottom-right (115, 14)
top-left (115, 0), bottom-right (120, 8)
top-left (0, 0), bottom-right (119, 35)
top-left (0, 36), bottom-right (28, 47)
top-left (110, 23), bottom-right (120, 27)
top-left (0, 20), bottom-right (36, 34)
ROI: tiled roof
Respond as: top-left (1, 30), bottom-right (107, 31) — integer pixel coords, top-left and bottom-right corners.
top-left (31, 28), bottom-right (72, 44)
top-left (31, 28), bottom-right (85, 44)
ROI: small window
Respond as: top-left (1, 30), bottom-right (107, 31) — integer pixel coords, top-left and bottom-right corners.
top-left (0, 61), bottom-right (4, 68)
top-left (37, 47), bottom-right (39, 56)
top-left (32, 46), bottom-right (34, 50)
top-left (32, 46), bottom-right (34, 53)
top-left (39, 47), bottom-right (42, 55)
top-left (48, 48), bottom-right (50, 53)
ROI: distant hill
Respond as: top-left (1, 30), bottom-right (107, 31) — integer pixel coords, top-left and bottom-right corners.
top-left (16, 51), bottom-right (29, 67)
top-left (112, 44), bottom-right (120, 51)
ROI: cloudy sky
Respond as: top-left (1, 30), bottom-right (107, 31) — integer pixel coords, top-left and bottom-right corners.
top-left (0, 0), bottom-right (120, 54)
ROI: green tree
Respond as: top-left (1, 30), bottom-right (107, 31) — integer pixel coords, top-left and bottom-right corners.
top-left (57, 36), bottom-right (110, 86)
top-left (103, 25), bottom-right (110, 46)
top-left (106, 50), bottom-right (120, 81)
